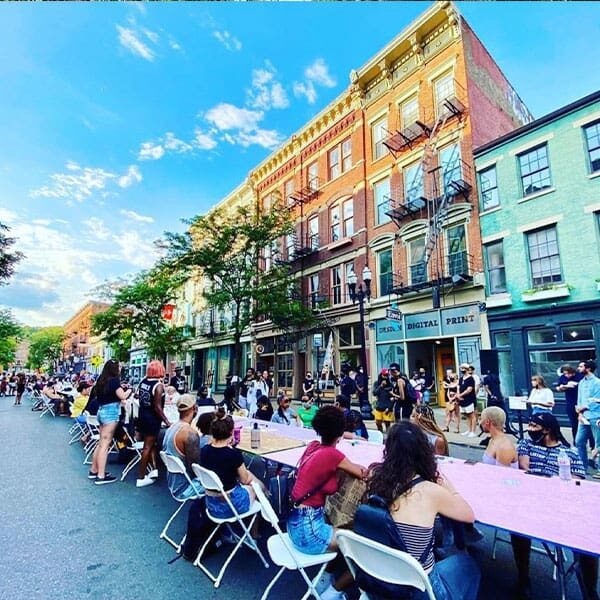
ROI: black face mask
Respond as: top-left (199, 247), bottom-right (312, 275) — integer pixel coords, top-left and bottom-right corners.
top-left (528, 429), bottom-right (545, 445)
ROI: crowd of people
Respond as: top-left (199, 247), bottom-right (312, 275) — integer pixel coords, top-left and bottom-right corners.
top-left (8, 352), bottom-right (600, 600)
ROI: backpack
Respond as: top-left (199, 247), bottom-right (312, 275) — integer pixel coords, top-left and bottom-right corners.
top-left (268, 466), bottom-right (296, 525)
top-left (180, 497), bottom-right (220, 561)
top-left (403, 377), bottom-right (418, 403)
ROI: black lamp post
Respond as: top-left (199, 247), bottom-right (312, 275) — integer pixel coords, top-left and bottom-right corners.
top-left (347, 266), bottom-right (372, 384)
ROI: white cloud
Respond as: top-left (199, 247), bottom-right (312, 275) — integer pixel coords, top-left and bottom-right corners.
top-left (142, 27), bottom-right (159, 44)
top-left (112, 230), bottom-right (160, 268)
top-left (236, 129), bottom-right (284, 149)
top-left (0, 207), bottom-right (18, 224)
top-left (213, 30), bottom-right (242, 52)
top-left (247, 62), bottom-right (289, 110)
top-left (169, 36), bottom-right (183, 52)
top-left (116, 25), bottom-right (155, 61)
top-left (204, 103), bottom-right (264, 132)
top-left (83, 217), bottom-right (111, 241)
top-left (119, 209), bottom-right (154, 224)
top-left (294, 58), bottom-right (337, 104)
top-left (138, 141), bottom-right (165, 161)
top-left (194, 129), bottom-right (218, 150)
top-left (118, 165), bottom-right (143, 188)
top-left (163, 132), bottom-right (193, 153)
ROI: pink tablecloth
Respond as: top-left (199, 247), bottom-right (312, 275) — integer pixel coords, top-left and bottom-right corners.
top-left (233, 417), bottom-right (318, 442)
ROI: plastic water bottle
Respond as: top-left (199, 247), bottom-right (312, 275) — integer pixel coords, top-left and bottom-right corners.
top-left (558, 448), bottom-right (572, 482)
top-left (251, 422), bottom-right (261, 449)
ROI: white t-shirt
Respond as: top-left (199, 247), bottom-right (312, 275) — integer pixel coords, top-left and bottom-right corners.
top-left (527, 387), bottom-right (555, 410)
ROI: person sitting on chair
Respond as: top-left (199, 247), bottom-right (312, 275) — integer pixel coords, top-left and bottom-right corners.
top-left (480, 407), bottom-right (517, 467)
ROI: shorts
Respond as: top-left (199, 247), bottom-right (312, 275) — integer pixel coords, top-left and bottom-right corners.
top-left (460, 403), bottom-right (475, 414)
top-left (206, 484), bottom-right (250, 519)
top-left (97, 402), bottom-right (121, 425)
top-left (137, 410), bottom-right (162, 438)
top-left (373, 409), bottom-right (395, 423)
top-left (287, 506), bottom-right (334, 555)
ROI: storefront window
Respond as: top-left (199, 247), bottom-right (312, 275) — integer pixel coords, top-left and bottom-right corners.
top-left (560, 323), bottom-right (594, 343)
top-left (217, 346), bottom-right (231, 386)
top-left (277, 353), bottom-right (293, 388)
top-left (498, 351), bottom-right (515, 397)
top-left (377, 343), bottom-right (405, 374)
top-left (529, 348), bottom-right (596, 388)
top-left (339, 349), bottom-right (360, 370)
top-left (527, 328), bottom-right (556, 345)
top-left (494, 331), bottom-right (511, 347)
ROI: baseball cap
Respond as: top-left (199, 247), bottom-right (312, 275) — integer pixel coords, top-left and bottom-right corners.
top-left (380, 368), bottom-right (389, 376)
top-left (389, 363), bottom-right (400, 371)
top-left (459, 363), bottom-right (470, 370)
top-left (176, 394), bottom-right (196, 411)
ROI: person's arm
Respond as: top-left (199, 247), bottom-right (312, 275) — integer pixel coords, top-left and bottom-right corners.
top-left (456, 385), bottom-right (473, 399)
top-left (152, 383), bottom-right (171, 427)
top-left (434, 436), bottom-right (448, 456)
top-left (495, 443), bottom-right (517, 467)
top-left (518, 454), bottom-right (530, 471)
top-left (434, 476), bottom-right (475, 523)
top-left (182, 428), bottom-right (201, 468)
top-left (337, 457), bottom-right (368, 480)
top-left (115, 386), bottom-right (132, 403)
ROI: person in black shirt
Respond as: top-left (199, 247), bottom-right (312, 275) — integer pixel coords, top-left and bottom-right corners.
top-left (556, 365), bottom-right (583, 439)
top-left (223, 374), bottom-right (236, 413)
top-left (255, 393), bottom-right (274, 422)
top-left (302, 372), bottom-right (315, 398)
top-left (456, 363), bottom-right (477, 437)
top-left (196, 385), bottom-right (217, 408)
top-left (169, 367), bottom-right (187, 394)
top-left (339, 372), bottom-right (357, 399)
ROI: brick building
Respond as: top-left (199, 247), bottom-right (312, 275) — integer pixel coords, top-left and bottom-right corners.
top-left (240, 1), bottom-right (532, 400)
top-left (475, 90), bottom-right (600, 418)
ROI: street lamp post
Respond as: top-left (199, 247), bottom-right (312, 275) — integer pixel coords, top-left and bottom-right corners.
top-left (347, 266), bottom-right (372, 386)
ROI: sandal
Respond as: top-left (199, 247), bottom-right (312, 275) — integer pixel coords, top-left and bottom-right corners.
top-left (442, 427), bottom-right (450, 432)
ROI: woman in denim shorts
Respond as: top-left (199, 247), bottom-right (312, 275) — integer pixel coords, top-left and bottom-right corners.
top-left (90, 360), bottom-right (132, 485)
top-left (288, 406), bottom-right (366, 600)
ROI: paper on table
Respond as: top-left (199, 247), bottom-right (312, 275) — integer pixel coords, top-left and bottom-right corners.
top-left (508, 396), bottom-right (528, 410)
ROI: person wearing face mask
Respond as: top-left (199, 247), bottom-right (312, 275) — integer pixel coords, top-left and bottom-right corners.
top-left (196, 385), bottom-right (217, 409)
top-left (297, 395), bottom-right (318, 428)
top-left (511, 412), bottom-right (588, 599)
top-left (162, 394), bottom-right (204, 500)
top-left (526, 375), bottom-right (555, 414)
top-left (302, 372), bottom-right (315, 398)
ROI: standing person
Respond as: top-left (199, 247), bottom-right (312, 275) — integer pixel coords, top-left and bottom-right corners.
top-left (556, 365), bottom-right (583, 440)
top-left (366, 421), bottom-right (480, 600)
top-left (419, 367), bottom-right (435, 405)
top-left (456, 364), bottom-right (477, 438)
top-left (442, 369), bottom-right (460, 433)
top-left (575, 359), bottom-right (600, 475)
top-left (271, 393), bottom-right (299, 426)
top-left (238, 367), bottom-right (255, 411)
top-left (468, 365), bottom-right (481, 397)
top-left (169, 367), bottom-right (187, 395)
top-left (136, 360), bottom-right (171, 488)
top-left (389, 363), bottom-right (410, 421)
top-left (302, 372), bottom-right (315, 398)
top-left (372, 370), bottom-right (395, 434)
top-left (482, 370), bottom-right (504, 410)
top-left (245, 372), bottom-right (260, 417)
top-left (355, 366), bottom-right (370, 414)
top-left (339, 369), bottom-right (357, 400)
top-left (90, 359), bottom-right (132, 485)
top-left (409, 372), bottom-right (424, 404)
top-left (256, 371), bottom-right (270, 404)
top-left (14, 373), bottom-right (26, 406)
top-left (223, 374), bottom-right (236, 413)
top-left (480, 407), bottom-right (518, 467)
top-left (526, 375), bottom-right (555, 414)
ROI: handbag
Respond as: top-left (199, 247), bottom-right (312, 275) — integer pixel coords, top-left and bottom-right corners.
top-left (324, 472), bottom-right (367, 528)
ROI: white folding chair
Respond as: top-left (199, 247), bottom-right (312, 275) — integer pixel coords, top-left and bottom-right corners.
top-left (368, 430), bottom-right (384, 444)
top-left (252, 481), bottom-right (336, 600)
top-left (120, 428), bottom-right (146, 481)
top-left (68, 412), bottom-right (87, 445)
top-left (82, 413), bottom-right (118, 465)
top-left (191, 464), bottom-right (269, 588)
top-left (335, 530), bottom-right (436, 600)
top-left (159, 451), bottom-right (203, 551)
top-left (39, 393), bottom-right (56, 418)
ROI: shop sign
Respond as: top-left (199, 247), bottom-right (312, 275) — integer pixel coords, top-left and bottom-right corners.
top-left (405, 310), bottom-right (440, 339)
top-left (385, 307), bottom-right (402, 322)
top-left (376, 317), bottom-right (403, 343)
top-left (441, 305), bottom-right (480, 336)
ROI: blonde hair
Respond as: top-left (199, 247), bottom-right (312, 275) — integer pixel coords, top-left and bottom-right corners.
top-left (531, 375), bottom-right (546, 389)
top-left (481, 406), bottom-right (506, 429)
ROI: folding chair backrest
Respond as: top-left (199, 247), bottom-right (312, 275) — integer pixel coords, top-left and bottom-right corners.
top-left (368, 430), bottom-right (384, 444)
top-left (86, 413), bottom-right (99, 427)
top-left (160, 451), bottom-right (186, 475)
top-left (191, 464), bottom-right (224, 494)
top-left (196, 406), bottom-right (216, 417)
top-left (335, 530), bottom-right (435, 599)
top-left (251, 480), bottom-right (280, 529)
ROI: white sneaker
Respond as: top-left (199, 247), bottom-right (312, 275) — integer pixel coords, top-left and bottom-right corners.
top-left (314, 572), bottom-right (334, 595)
top-left (148, 469), bottom-right (159, 479)
top-left (320, 585), bottom-right (346, 600)
top-left (460, 431), bottom-right (470, 436)
top-left (467, 431), bottom-right (477, 438)
top-left (136, 476), bottom-right (156, 488)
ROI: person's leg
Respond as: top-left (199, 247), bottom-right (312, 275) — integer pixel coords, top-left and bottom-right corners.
top-left (566, 402), bottom-right (579, 441)
top-left (576, 424), bottom-right (592, 469)
top-left (428, 552), bottom-right (480, 600)
top-left (575, 552), bottom-right (599, 600)
top-left (375, 418), bottom-right (383, 433)
top-left (510, 534), bottom-right (532, 588)
top-left (454, 406), bottom-right (461, 433)
top-left (138, 435), bottom-right (156, 479)
top-left (95, 422), bottom-right (118, 478)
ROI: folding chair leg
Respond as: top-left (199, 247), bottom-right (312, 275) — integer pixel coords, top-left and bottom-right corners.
top-left (160, 501), bottom-right (188, 550)
top-left (260, 566), bottom-right (286, 600)
top-left (194, 523), bottom-right (223, 579)
top-left (492, 528), bottom-right (499, 559)
top-left (300, 562), bottom-right (329, 600)
top-left (120, 454), bottom-right (141, 481)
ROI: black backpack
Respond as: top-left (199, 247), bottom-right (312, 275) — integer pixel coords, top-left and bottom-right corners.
top-left (180, 497), bottom-right (220, 561)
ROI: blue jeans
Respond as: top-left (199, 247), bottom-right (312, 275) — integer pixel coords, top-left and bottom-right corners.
top-left (576, 423), bottom-right (596, 469)
top-left (416, 552), bottom-right (480, 600)
top-left (97, 402), bottom-right (120, 425)
top-left (422, 390), bottom-right (430, 405)
top-left (288, 506), bottom-right (333, 555)
top-left (205, 484), bottom-right (250, 519)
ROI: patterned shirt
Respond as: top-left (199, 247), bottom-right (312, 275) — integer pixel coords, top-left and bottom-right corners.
top-left (517, 439), bottom-right (585, 478)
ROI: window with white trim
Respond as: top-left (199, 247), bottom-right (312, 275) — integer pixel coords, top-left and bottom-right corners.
top-left (434, 72), bottom-right (454, 115)
top-left (330, 205), bottom-right (341, 242)
top-left (308, 162), bottom-right (319, 190)
top-left (518, 144), bottom-right (552, 197)
top-left (344, 262), bottom-right (355, 303)
top-left (447, 224), bottom-right (468, 277)
top-left (342, 198), bottom-right (354, 237)
top-left (583, 120), bottom-right (600, 173)
top-left (377, 248), bottom-right (393, 296)
top-left (440, 143), bottom-right (461, 194)
top-left (527, 225), bottom-right (562, 287)
top-left (328, 146), bottom-right (340, 180)
top-left (409, 237), bottom-right (426, 284)
top-left (478, 165), bottom-right (500, 211)
top-left (374, 177), bottom-right (391, 225)
top-left (285, 233), bottom-right (295, 259)
top-left (331, 266), bottom-right (342, 305)
top-left (484, 240), bottom-right (507, 294)
top-left (371, 115), bottom-right (387, 161)
top-left (404, 162), bottom-right (424, 205)
top-left (309, 273), bottom-right (320, 308)
top-left (308, 216), bottom-right (319, 250)
top-left (342, 138), bottom-right (352, 171)
top-left (401, 96), bottom-right (419, 128)
top-left (285, 179), bottom-right (295, 206)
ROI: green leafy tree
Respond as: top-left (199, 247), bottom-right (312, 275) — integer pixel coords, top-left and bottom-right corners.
top-left (27, 326), bottom-right (64, 371)
top-left (0, 309), bottom-right (22, 368)
top-left (0, 222), bottom-right (24, 285)
top-left (160, 199), bottom-right (318, 376)
top-left (91, 268), bottom-right (186, 360)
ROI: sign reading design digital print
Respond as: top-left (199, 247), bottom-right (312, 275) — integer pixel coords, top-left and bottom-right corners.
top-left (441, 305), bottom-right (480, 336)
top-left (404, 310), bottom-right (440, 339)
top-left (376, 317), bottom-right (403, 343)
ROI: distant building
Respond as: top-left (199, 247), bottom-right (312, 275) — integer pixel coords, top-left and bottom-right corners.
top-left (474, 90), bottom-right (600, 417)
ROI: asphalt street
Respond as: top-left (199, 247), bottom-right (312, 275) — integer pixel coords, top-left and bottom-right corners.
top-left (0, 395), bottom-right (588, 600)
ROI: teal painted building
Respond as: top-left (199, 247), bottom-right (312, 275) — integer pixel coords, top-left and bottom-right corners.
top-left (474, 90), bottom-right (600, 419)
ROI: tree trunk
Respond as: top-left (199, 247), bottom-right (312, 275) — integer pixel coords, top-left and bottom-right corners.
top-left (232, 330), bottom-right (242, 379)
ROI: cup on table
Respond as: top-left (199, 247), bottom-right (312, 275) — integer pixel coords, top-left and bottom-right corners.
top-left (233, 426), bottom-right (242, 445)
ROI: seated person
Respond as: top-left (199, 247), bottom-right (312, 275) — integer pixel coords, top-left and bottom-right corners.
top-left (162, 395), bottom-right (204, 499)
top-left (71, 381), bottom-right (93, 422)
top-left (335, 394), bottom-right (368, 440)
top-left (196, 386), bottom-right (216, 408)
top-left (200, 416), bottom-right (263, 518)
top-left (480, 406), bottom-right (517, 467)
top-left (196, 411), bottom-right (215, 449)
top-left (410, 404), bottom-right (449, 456)
top-left (254, 393), bottom-right (274, 422)
top-left (512, 412), bottom-right (594, 600)
top-left (271, 393), bottom-right (299, 426)
top-left (43, 379), bottom-right (67, 414)
top-left (297, 395), bottom-right (318, 428)
top-left (365, 421), bottom-right (480, 600)
top-left (164, 385), bottom-right (179, 405)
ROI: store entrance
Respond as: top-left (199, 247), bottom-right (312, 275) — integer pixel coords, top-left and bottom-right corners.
top-left (406, 340), bottom-right (455, 406)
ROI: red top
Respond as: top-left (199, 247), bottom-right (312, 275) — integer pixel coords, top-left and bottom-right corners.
top-left (291, 441), bottom-right (345, 508)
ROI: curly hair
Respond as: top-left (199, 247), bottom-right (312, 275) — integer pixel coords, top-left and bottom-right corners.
top-left (312, 405), bottom-right (346, 445)
top-left (412, 404), bottom-right (449, 456)
top-left (211, 415), bottom-right (234, 440)
top-left (368, 421), bottom-right (438, 507)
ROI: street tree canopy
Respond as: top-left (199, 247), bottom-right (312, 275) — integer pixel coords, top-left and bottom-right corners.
top-left (160, 199), bottom-right (318, 375)
top-left (91, 268), bottom-right (186, 360)
top-left (0, 222), bottom-right (24, 285)
top-left (0, 310), bottom-right (23, 368)
top-left (27, 326), bottom-right (64, 371)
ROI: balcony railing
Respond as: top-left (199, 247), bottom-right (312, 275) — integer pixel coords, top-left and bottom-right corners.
top-left (436, 159), bottom-right (473, 200)
top-left (383, 188), bottom-right (427, 227)
top-left (288, 177), bottom-right (321, 207)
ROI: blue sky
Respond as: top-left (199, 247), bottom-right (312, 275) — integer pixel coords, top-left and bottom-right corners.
top-left (1, 1), bottom-right (598, 326)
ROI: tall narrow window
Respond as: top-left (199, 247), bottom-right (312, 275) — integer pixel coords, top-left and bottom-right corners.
top-left (440, 143), bottom-right (461, 194)
top-left (308, 216), bottom-right (319, 249)
top-left (330, 206), bottom-right (341, 242)
top-left (374, 177), bottom-right (391, 225)
top-left (409, 238), bottom-right (427, 284)
top-left (328, 146), bottom-right (340, 180)
top-left (342, 198), bottom-right (354, 237)
top-left (447, 224), bottom-right (468, 276)
top-left (331, 266), bottom-right (342, 305)
top-left (344, 262), bottom-right (355, 303)
top-left (342, 138), bottom-right (352, 171)
top-left (584, 120), bottom-right (600, 173)
top-left (285, 179), bottom-right (295, 206)
top-left (527, 226), bottom-right (562, 286)
top-left (478, 165), bottom-right (500, 211)
top-left (378, 248), bottom-right (393, 296)
top-left (404, 162), bottom-right (424, 206)
top-left (484, 241), bottom-right (507, 294)
top-left (518, 144), bottom-right (551, 196)
top-left (310, 273), bottom-right (320, 308)
top-left (285, 233), bottom-right (295, 259)
top-left (401, 96), bottom-right (419, 128)
top-left (308, 162), bottom-right (319, 190)
top-left (434, 72), bottom-right (454, 115)
top-left (371, 115), bottom-right (387, 161)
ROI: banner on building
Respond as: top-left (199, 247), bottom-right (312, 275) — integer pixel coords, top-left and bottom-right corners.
top-left (320, 333), bottom-right (334, 388)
